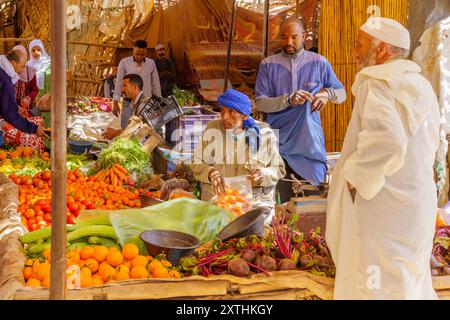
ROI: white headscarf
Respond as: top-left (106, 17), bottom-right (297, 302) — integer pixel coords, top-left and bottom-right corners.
top-left (27, 39), bottom-right (51, 89)
top-left (12, 44), bottom-right (36, 83)
top-left (0, 55), bottom-right (19, 85)
top-left (360, 17), bottom-right (411, 50)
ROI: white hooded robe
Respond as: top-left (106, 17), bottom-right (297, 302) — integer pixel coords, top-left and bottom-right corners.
top-left (326, 59), bottom-right (441, 300)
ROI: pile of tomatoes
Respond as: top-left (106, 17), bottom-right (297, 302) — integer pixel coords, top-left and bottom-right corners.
top-left (11, 169), bottom-right (142, 231)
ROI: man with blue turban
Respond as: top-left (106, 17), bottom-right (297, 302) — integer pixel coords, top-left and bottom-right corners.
top-left (191, 89), bottom-right (286, 222)
top-left (255, 17), bottom-right (347, 203)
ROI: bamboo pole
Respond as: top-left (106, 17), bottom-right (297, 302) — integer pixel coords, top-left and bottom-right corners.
top-left (262, 0), bottom-right (270, 58)
top-left (223, 0), bottom-right (236, 92)
top-left (49, 0), bottom-right (67, 300)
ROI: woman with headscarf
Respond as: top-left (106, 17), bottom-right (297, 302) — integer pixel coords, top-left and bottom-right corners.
top-left (12, 45), bottom-right (39, 115)
top-left (27, 39), bottom-right (51, 96)
top-left (190, 89), bottom-right (286, 223)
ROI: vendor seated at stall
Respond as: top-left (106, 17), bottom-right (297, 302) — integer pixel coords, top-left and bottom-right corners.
top-left (190, 89), bottom-right (286, 223)
top-left (103, 74), bottom-right (151, 140)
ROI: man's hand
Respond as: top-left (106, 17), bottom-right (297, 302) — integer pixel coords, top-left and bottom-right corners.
top-left (112, 100), bottom-right (120, 117)
top-left (209, 168), bottom-right (226, 196)
top-left (248, 169), bottom-right (264, 186)
top-left (290, 90), bottom-right (314, 106)
top-left (102, 127), bottom-right (122, 140)
top-left (18, 107), bottom-right (28, 117)
top-left (21, 96), bottom-right (31, 109)
top-left (36, 126), bottom-right (50, 139)
top-left (311, 89), bottom-right (330, 112)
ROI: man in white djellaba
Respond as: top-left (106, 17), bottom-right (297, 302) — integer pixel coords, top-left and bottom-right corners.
top-left (326, 17), bottom-right (441, 300)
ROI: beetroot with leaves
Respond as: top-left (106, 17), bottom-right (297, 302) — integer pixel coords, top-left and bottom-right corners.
top-left (228, 258), bottom-right (251, 277)
top-left (278, 259), bottom-right (297, 270)
top-left (240, 249), bottom-right (257, 263)
top-left (255, 255), bottom-right (277, 272)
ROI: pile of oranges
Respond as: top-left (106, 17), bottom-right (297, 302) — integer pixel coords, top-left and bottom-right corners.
top-left (23, 243), bottom-right (181, 288)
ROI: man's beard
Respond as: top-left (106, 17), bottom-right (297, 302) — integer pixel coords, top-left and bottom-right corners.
top-left (282, 45), bottom-right (301, 55)
top-left (358, 44), bottom-right (378, 70)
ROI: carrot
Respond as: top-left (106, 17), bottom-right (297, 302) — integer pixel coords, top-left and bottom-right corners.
top-left (111, 166), bottom-right (126, 181)
top-left (111, 171), bottom-right (118, 187)
top-left (113, 164), bottom-right (128, 174)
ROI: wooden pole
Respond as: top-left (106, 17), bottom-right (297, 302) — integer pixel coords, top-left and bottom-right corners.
top-left (262, 0), bottom-right (270, 58)
top-left (223, 0), bottom-right (236, 92)
top-left (296, 0), bottom-right (300, 18)
top-left (49, 0), bottom-right (67, 300)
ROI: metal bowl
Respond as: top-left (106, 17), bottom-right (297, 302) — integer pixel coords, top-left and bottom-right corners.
top-left (139, 229), bottom-right (201, 265)
top-left (216, 207), bottom-right (269, 242)
top-left (68, 140), bottom-right (93, 154)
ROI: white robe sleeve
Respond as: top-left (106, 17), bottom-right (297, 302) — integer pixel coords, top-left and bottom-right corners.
top-left (342, 79), bottom-right (408, 200)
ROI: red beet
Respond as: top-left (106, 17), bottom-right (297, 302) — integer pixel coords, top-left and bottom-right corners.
top-left (255, 255), bottom-right (277, 272)
top-left (277, 259), bottom-right (297, 270)
top-left (240, 249), bottom-right (257, 263)
top-left (300, 254), bottom-right (314, 268)
top-left (228, 258), bottom-right (251, 277)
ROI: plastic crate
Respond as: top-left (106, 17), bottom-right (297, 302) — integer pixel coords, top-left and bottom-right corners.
top-left (165, 106), bottom-right (220, 152)
top-left (140, 95), bottom-right (183, 129)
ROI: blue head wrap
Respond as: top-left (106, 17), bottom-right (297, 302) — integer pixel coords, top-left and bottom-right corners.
top-left (218, 89), bottom-right (260, 152)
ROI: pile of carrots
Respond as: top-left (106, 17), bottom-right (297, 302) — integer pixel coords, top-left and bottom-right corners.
top-left (92, 164), bottom-right (130, 187)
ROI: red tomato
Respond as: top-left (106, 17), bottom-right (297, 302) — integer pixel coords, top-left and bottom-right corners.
top-left (79, 204), bottom-right (86, 211)
top-left (33, 205), bottom-right (42, 213)
top-left (42, 204), bottom-right (51, 213)
top-left (69, 202), bottom-right (79, 213)
top-left (67, 215), bottom-right (75, 224)
top-left (43, 214), bottom-right (51, 222)
top-left (35, 210), bottom-right (44, 217)
top-left (36, 216), bottom-right (43, 223)
top-left (24, 209), bottom-right (35, 219)
top-left (29, 223), bottom-right (38, 231)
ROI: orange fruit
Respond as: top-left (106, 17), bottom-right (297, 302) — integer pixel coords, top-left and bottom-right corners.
top-left (85, 258), bottom-right (99, 273)
top-left (101, 266), bottom-right (117, 282)
top-left (160, 259), bottom-right (172, 268)
top-left (123, 260), bottom-right (133, 270)
top-left (80, 269), bottom-right (93, 288)
top-left (122, 243), bottom-right (139, 260)
top-left (26, 278), bottom-right (41, 287)
top-left (145, 256), bottom-right (154, 262)
top-left (92, 275), bottom-right (104, 286)
top-left (148, 259), bottom-right (163, 274)
top-left (67, 251), bottom-right (80, 265)
top-left (115, 271), bottom-right (130, 281)
top-left (93, 246), bottom-right (108, 263)
top-left (106, 251), bottom-right (123, 267)
top-left (23, 267), bottom-right (33, 280)
top-left (42, 277), bottom-right (50, 288)
top-left (78, 259), bottom-right (87, 268)
top-left (35, 262), bottom-right (51, 281)
top-left (152, 265), bottom-right (169, 278)
top-left (42, 248), bottom-right (51, 261)
top-left (130, 266), bottom-right (148, 279)
top-left (168, 270), bottom-right (181, 279)
top-left (132, 255), bottom-right (148, 268)
top-left (80, 246), bottom-right (94, 260)
top-left (24, 259), bottom-right (35, 268)
top-left (116, 264), bottom-right (130, 274)
top-left (98, 261), bottom-right (110, 274)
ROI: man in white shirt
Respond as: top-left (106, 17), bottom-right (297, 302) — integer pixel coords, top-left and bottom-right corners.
top-left (113, 40), bottom-right (161, 128)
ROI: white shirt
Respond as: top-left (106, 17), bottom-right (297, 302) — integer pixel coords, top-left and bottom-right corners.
top-left (113, 56), bottom-right (162, 101)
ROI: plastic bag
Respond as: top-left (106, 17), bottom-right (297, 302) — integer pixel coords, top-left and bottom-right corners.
top-left (79, 198), bottom-right (234, 246)
top-left (214, 176), bottom-right (253, 217)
